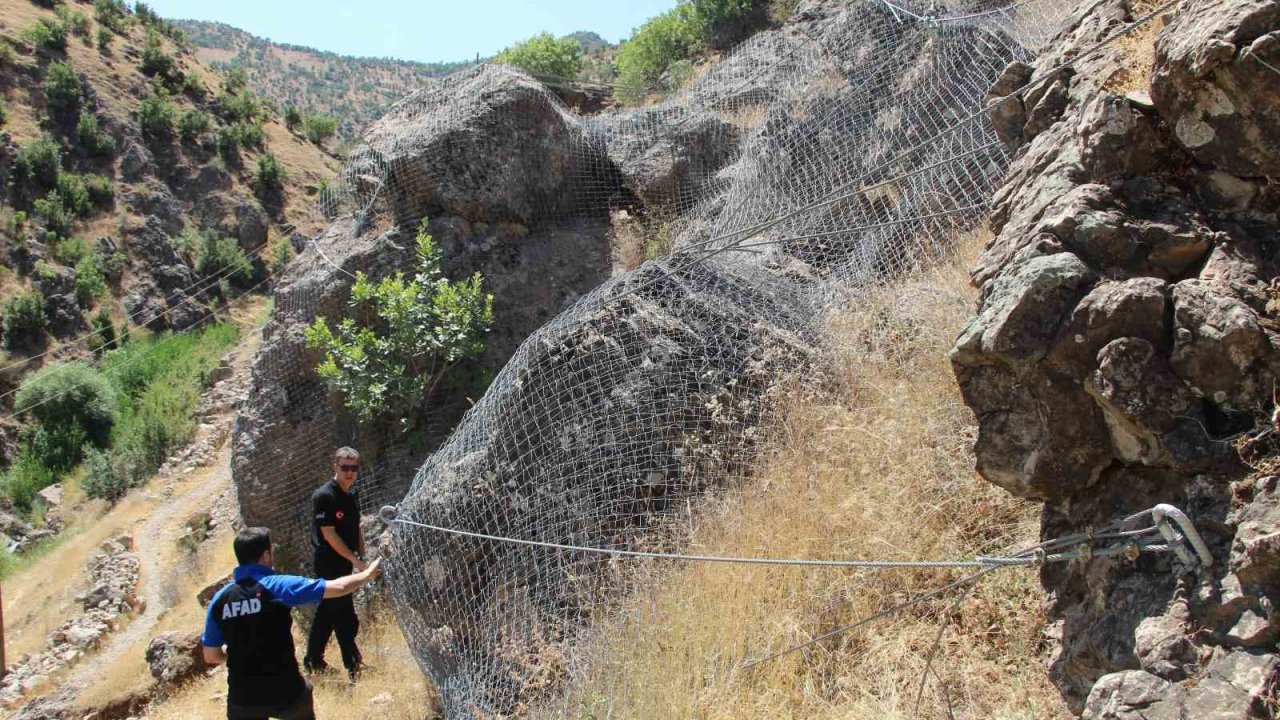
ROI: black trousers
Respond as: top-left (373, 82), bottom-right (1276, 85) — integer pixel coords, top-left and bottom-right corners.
top-left (304, 594), bottom-right (361, 671)
top-left (226, 680), bottom-right (314, 720)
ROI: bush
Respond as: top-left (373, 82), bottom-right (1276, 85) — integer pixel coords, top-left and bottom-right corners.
top-left (96, 25), bottom-right (113, 51)
top-left (55, 5), bottom-right (91, 39)
top-left (97, 248), bottom-right (126, 284)
top-left (0, 450), bottom-right (58, 514)
top-left (87, 307), bottom-right (120, 354)
top-left (223, 66), bottom-right (247, 93)
top-left (306, 221), bottom-right (494, 426)
top-left (74, 253), bottom-right (107, 306)
top-left (267, 233), bottom-right (294, 274)
top-left (43, 60), bottom-right (81, 114)
top-left (139, 29), bottom-right (174, 78)
top-left (283, 105), bottom-right (302, 130)
top-left (2, 291), bottom-right (47, 349)
top-left (195, 234), bottom-right (254, 285)
top-left (217, 90), bottom-right (259, 123)
top-left (255, 153), bottom-right (286, 192)
top-left (183, 72), bottom-right (206, 98)
top-left (21, 18), bottom-right (67, 53)
top-left (80, 447), bottom-right (126, 501)
top-left (137, 92), bottom-right (175, 138)
top-left (0, 41), bottom-right (15, 70)
top-left (33, 190), bottom-right (74, 236)
top-left (52, 171), bottom-right (93, 217)
top-left (76, 112), bottom-right (117, 156)
top-left (177, 108), bottom-right (209, 142)
top-left (302, 114), bottom-right (337, 144)
top-left (94, 0), bottom-right (128, 34)
top-left (14, 136), bottom-right (62, 189)
top-left (614, 0), bottom-right (754, 103)
top-left (494, 32), bottom-right (583, 79)
top-left (84, 174), bottom-right (114, 206)
top-left (15, 361), bottom-right (116, 449)
top-left (0, 97), bottom-right (7, 127)
top-left (217, 121), bottom-right (263, 158)
top-left (51, 234), bottom-right (91, 265)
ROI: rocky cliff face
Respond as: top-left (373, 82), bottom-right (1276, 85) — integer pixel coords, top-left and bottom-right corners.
top-left (951, 0), bottom-right (1280, 715)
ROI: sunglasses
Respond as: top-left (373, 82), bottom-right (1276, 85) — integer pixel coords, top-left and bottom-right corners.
top-left (336, 464), bottom-right (359, 472)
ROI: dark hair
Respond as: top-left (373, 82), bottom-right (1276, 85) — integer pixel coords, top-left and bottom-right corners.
top-left (234, 527), bottom-right (272, 565)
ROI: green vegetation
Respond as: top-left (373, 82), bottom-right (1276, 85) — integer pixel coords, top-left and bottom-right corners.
top-left (177, 107), bottom-right (209, 142)
top-left (96, 25), bottom-right (113, 51)
top-left (254, 153), bottom-right (287, 195)
top-left (305, 221), bottom-right (493, 427)
top-left (137, 91), bottom-right (176, 138)
top-left (139, 29), bottom-right (176, 79)
top-left (267, 233), bottom-right (295, 274)
top-left (21, 18), bottom-right (68, 53)
top-left (615, 0), bottom-right (754, 103)
top-left (74, 253), bottom-right (108, 306)
top-left (0, 323), bottom-right (241, 511)
top-left (51, 234), bottom-right (91, 265)
top-left (217, 120), bottom-right (263, 159)
top-left (14, 136), bottom-right (62, 189)
top-left (2, 290), bottom-right (48, 350)
top-left (194, 234), bottom-right (254, 286)
top-left (0, 97), bottom-right (7, 127)
top-left (55, 5), bottom-right (92, 40)
top-left (494, 32), bottom-right (583, 79)
top-left (284, 105), bottom-right (302, 130)
top-left (34, 173), bottom-right (95, 235)
top-left (76, 112), bottom-right (117, 156)
top-left (43, 61), bottom-right (82, 114)
top-left (302, 114), bottom-right (337, 144)
top-left (223, 66), bottom-right (248, 93)
top-left (94, 0), bottom-right (129, 34)
top-left (84, 174), bottom-right (114, 207)
top-left (217, 89), bottom-right (261, 123)
top-left (183, 71), bottom-right (206, 98)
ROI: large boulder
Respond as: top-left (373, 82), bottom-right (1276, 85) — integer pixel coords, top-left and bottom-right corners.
top-left (1150, 0), bottom-right (1280, 176)
top-left (953, 0), bottom-right (1280, 713)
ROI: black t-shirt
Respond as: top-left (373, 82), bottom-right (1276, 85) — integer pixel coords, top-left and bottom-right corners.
top-left (312, 479), bottom-right (360, 579)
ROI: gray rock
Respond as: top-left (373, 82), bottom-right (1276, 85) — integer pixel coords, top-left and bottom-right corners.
top-left (145, 631), bottom-right (211, 685)
top-left (1083, 670), bottom-right (1185, 720)
top-left (1151, 0), bottom-right (1280, 176)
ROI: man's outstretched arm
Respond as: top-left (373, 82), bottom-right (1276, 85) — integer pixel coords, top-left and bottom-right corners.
top-left (322, 558), bottom-right (381, 598)
top-left (320, 525), bottom-right (367, 572)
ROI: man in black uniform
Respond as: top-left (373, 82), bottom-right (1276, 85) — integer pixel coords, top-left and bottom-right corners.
top-left (201, 527), bottom-right (380, 720)
top-left (304, 446), bottom-right (367, 679)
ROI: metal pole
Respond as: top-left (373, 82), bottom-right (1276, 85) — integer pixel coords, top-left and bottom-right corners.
top-left (1, 584), bottom-right (6, 680)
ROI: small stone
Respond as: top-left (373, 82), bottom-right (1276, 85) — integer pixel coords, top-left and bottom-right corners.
top-left (369, 692), bottom-right (393, 705)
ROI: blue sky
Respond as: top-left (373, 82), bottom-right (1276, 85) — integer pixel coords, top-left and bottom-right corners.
top-left (144, 1), bottom-right (681, 64)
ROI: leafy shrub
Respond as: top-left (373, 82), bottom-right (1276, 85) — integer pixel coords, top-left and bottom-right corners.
top-left (217, 90), bottom-right (259, 123)
top-left (2, 291), bottom-right (47, 349)
top-left (76, 112), bottom-right (117, 156)
top-left (55, 5), bottom-right (92, 39)
top-left (87, 307), bottom-right (120, 354)
top-left (254, 153), bottom-right (286, 193)
top-left (43, 60), bottom-right (82, 114)
top-left (223, 66), bottom-right (248, 93)
top-left (494, 32), bottom-right (583, 79)
top-left (51, 234), bottom-right (91, 265)
top-left (183, 72), bottom-right (206, 98)
top-left (0, 450), bottom-right (58, 514)
top-left (305, 222), bottom-right (494, 426)
top-left (21, 18), bottom-right (67, 53)
top-left (217, 121), bottom-right (263, 158)
top-left (134, 1), bottom-right (158, 25)
top-left (96, 25), bottom-right (113, 51)
top-left (137, 92), bottom-right (175, 138)
top-left (74, 253), bottom-right (107, 306)
top-left (15, 361), bottom-right (116, 450)
top-left (97, 248), bottom-right (126, 284)
top-left (283, 105), bottom-right (302, 130)
top-left (94, 0), bottom-right (128, 34)
top-left (139, 29), bottom-right (174, 78)
top-left (0, 41), bottom-right (15, 70)
top-left (14, 136), bottom-right (62, 189)
top-left (302, 114), bottom-right (337, 144)
top-left (33, 191), bottom-right (74, 236)
top-left (84, 174), bottom-right (114, 206)
top-left (0, 97), bottom-right (7, 127)
top-left (80, 447), bottom-right (127, 501)
top-left (53, 172), bottom-right (93, 218)
top-left (615, 0), bottom-right (753, 103)
top-left (177, 108), bottom-right (209, 142)
top-left (26, 423), bottom-right (87, 474)
top-left (267, 233), bottom-right (295, 274)
top-left (195, 235), bottom-right (254, 285)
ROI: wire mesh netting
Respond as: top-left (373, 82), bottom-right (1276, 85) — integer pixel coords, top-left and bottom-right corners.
top-left (232, 0), bottom-right (1084, 715)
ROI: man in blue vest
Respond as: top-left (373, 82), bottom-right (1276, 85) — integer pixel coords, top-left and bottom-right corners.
top-left (202, 527), bottom-right (381, 720)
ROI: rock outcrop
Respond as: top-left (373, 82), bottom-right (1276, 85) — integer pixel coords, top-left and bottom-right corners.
top-left (952, 0), bottom-right (1280, 714)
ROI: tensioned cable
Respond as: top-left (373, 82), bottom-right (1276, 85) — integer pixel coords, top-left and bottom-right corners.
top-left (386, 514), bottom-right (1164, 570)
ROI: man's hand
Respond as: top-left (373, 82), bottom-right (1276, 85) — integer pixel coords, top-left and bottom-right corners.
top-left (322, 557), bottom-right (383, 598)
top-left (362, 557), bottom-right (382, 580)
top-left (353, 558), bottom-right (369, 573)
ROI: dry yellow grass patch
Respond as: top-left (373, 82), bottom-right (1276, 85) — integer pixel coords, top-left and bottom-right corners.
top-left (1103, 0), bottom-right (1171, 94)
top-left (555, 228), bottom-right (1070, 719)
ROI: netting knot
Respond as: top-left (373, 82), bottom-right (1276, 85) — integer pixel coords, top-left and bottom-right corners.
top-left (379, 505), bottom-right (400, 524)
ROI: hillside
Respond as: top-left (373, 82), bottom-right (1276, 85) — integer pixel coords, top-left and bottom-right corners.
top-left (175, 19), bottom-right (474, 144)
top-left (0, 0), bottom-right (338, 565)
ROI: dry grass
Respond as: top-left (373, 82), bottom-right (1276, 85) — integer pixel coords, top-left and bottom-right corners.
top-left (144, 614), bottom-right (440, 720)
top-left (1102, 0), bottom-right (1169, 94)
top-left (555, 228), bottom-right (1070, 719)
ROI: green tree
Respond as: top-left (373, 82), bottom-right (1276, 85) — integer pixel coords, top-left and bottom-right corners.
top-left (2, 291), bottom-right (47, 350)
top-left (283, 105), bottom-right (302, 130)
top-left (137, 91), bottom-right (175, 138)
top-left (305, 222), bottom-right (493, 426)
top-left (176, 108), bottom-right (209, 142)
top-left (494, 32), bottom-right (583, 79)
top-left (254, 153), bottom-right (287, 194)
top-left (15, 362), bottom-right (116, 452)
top-left (44, 61), bottom-right (82, 114)
top-left (13, 136), bottom-right (62, 189)
top-left (76, 112), bottom-right (116, 156)
top-left (302, 114), bottom-right (337, 144)
top-left (21, 18), bottom-right (67, 52)
top-left (94, 0), bottom-right (128, 34)
top-left (195, 234), bottom-right (254, 286)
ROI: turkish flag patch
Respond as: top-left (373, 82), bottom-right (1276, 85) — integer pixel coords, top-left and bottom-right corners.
top-left (336, 511), bottom-right (345, 520)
